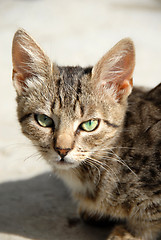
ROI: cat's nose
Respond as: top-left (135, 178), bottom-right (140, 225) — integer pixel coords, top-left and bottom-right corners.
top-left (55, 148), bottom-right (71, 158)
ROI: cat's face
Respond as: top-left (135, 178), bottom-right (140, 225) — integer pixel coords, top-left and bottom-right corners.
top-left (16, 66), bottom-right (125, 170)
top-left (12, 29), bottom-right (135, 171)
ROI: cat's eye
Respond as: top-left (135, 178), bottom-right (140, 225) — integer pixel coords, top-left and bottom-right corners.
top-left (80, 119), bottom-right (99, 132)
top-left (35, 114), bottom-right (54, 128)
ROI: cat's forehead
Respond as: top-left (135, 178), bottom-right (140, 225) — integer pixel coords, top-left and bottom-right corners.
top-left (51, 66), bottom-right (93, 117)
top-left (57, 66), bottom-right (92, 87)
top-left (50, 65), bottom-right (119, 122)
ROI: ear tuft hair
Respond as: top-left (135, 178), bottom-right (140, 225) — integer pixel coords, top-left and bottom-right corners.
top-left (92, 38), bottom-right (135, 102)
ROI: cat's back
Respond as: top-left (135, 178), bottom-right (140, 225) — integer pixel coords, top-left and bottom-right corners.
top-left (145, 83), bottom-right (161, 107)
top-left (119, 83), bottom-right (161, 194)
top-left (125, 83), bottom-right (161, 137)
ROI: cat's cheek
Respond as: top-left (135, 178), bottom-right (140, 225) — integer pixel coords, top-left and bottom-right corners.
top-left (42, 149), bottom-right (80, 170)
top-left (79, 132), bottom-right (106, 150)
top-left (66, 150), bottom-right (87, 166)
top-left (42, 151), bottom-right (60, 166)
top-left (28, 122), bottom-right (54, 144)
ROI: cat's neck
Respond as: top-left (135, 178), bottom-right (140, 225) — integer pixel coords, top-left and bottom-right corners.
top-left (55, 167), bottom-right (98, 197)
top-left (55, 150), bottom-right (121, 198)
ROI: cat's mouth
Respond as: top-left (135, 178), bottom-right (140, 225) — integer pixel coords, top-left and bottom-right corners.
top-left (58, 157), bottom-right (73, 164)
top-left (55, 156), bottom-right (77, 169)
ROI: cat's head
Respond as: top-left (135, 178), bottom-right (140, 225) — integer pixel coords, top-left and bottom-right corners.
top-left (12, 29), bottom-right (135, 170)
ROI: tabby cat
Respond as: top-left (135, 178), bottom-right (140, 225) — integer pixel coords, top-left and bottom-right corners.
top-left (12, 29), bottom-right (161, 240)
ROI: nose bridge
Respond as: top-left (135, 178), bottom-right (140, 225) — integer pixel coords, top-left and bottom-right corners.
top-left (56, 132), bottom-right (73, 149)
top-left (56, 133), bottom-right (73, 149)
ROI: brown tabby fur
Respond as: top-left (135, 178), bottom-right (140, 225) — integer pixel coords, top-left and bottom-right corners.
top-left (12, 29), bottom-right (161, 240)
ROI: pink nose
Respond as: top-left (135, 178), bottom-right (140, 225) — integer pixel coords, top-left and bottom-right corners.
top-left (55, 148), bottom-right (71, 158)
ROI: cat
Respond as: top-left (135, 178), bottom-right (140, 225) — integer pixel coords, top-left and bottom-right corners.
top-left (12, 29), bottom-right (161, 240)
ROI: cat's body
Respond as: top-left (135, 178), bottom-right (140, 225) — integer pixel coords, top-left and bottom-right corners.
top-left (12, 29), bottom-right (161, 240)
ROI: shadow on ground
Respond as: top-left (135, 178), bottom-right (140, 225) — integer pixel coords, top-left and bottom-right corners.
top-left (0, 172), bottom-right (111, 240)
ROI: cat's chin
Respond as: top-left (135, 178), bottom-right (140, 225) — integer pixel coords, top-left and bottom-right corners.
top-left (51, 157), bottom-right (80, 170)
top-left (54, 162), bottom-right (78, 171)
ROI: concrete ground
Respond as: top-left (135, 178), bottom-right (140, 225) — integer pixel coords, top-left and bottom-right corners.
top-left (0, 0), bottom-right (161, 239)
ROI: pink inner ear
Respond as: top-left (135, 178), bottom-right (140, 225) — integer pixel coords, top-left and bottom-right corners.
top-left (12, 69), bottom-right (28, 94)
top-left (12, 38), bottom-right (36, 79)
top-left (13, 70), bottom-right (28, 86)
top-left (116, 78), bottom-right (133, 101)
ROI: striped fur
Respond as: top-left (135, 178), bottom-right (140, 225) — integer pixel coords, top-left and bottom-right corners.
top-left (12, 30), bottom-right (161, 240)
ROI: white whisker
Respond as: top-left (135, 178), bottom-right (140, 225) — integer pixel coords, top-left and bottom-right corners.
top-left (83, 160), bottom-right (101, 183)
top-left (110, 150), bottom-right (138, 178)
top-left (23, 152), bottom-right (41, 162)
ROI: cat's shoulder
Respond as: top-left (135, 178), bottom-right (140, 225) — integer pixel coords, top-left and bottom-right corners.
top-left (130, 83), bottom-right (161, 106)
top-left (145, 83), bottom-right (161, 105)
top-left (127, 83), bottom-right (161, 128)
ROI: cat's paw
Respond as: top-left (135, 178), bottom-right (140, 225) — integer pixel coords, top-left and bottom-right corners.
top-left (107, 225), bottom-right (142, 240)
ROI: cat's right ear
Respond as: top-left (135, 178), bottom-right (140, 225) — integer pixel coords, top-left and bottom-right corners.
top-left (12, 29), bottom-right (51, 95)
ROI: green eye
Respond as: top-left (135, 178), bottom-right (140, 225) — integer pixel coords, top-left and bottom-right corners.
top-left (35, 114), bottom-right (54, 128)
top-left (80, 119), bottom-right (99, 132)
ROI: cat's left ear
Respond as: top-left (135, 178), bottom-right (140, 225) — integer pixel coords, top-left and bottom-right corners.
top-left (12, 29), bottom-right (52, 95)
top-left (92, 38), bottom-right (135, 102)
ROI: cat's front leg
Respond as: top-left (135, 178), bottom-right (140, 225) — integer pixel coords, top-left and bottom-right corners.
top-left (107, 225), bottom-right (142, 240)
top-left (79, 207), bottom-right (112, 227)
top-left (79, 209), bottom-right (111, 227)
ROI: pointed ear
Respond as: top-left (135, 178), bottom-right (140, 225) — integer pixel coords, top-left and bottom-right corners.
top-left (12, 29), bottom-right (51, 95)
top-left (92, 38), bottom-right (135, 102)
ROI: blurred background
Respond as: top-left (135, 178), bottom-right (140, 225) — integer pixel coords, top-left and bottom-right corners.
top-left (0, 0), bottom-right (161, 239)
